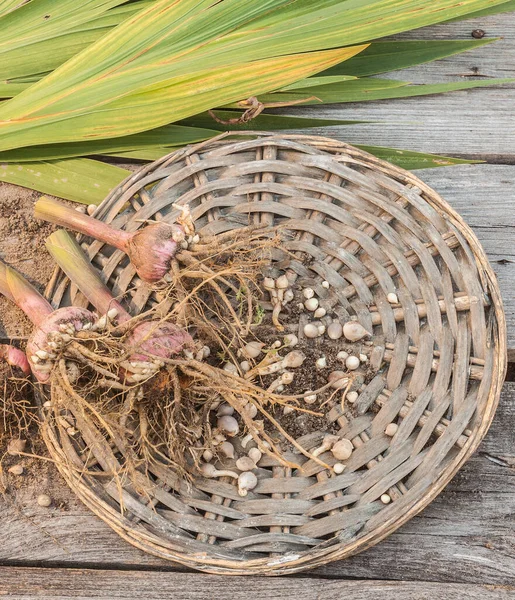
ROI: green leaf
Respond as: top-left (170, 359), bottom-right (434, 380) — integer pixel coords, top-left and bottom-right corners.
top-left (0, 82), bottom-right (30, 98)
top-left (0, 113), bottom-right (369, 162)
top-left (0, 0), bottom-right (150, 81)
top-left (447, 0), bottom-right (515, 20)
top-left (0, 29), bottom-right (110, 82)
top-left (0, 0), bottom-right (28, 18)
top-left (317, 39), bottom-right (496, 78)
top-left (5, 74), bottom-right (46, 84)
top-left (219, 0), bottom-right (510, 56)
top-left (65, 1), bottom-right (154, 31)
top-left (0, 158), bottom-right (128, 204)
top-left (0, 74), bottom-right (48, 99)
top-left (180, 110), bottom-right (369, 132)
top-left (0, 1), bottom-right (128, 53)
top-left (0, 124), bottom-right (219, 162)
top-left (257, 77), bottom-right (514, 105)
top-left (280, 75), bottom-right (357, 90)
top-left (101, 148), bottom-right (177, 161)
top-left (356, 145), bottom-right (482, 169)
top-left (248, 79), bottom-right (411, 105)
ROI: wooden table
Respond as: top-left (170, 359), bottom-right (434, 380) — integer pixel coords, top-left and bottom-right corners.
top-left (1, 12), bottom-right (514, 600)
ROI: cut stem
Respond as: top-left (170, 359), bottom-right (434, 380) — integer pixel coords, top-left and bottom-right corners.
top-left (36, 196), bottom-right (185, 284)
top-left (0, 260), bottom-right (53, 327)
top-left (46, 230), bottom-right (129, 323)
top-left (35, 196), bottom-right (132, 252)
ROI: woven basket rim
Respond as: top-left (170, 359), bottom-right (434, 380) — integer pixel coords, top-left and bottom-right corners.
top-left (41, 133), bottom-right (507, 575)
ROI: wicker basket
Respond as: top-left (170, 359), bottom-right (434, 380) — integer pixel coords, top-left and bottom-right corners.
top-left (42, 133), bottom-right (506, 575)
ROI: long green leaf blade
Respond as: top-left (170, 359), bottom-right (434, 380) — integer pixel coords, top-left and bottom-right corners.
top-left (280, 76), bottom-right (357, 90)
top-left (210, 0), bottom-right (511, 59)
top-left (448, 0), bottom-right (515, 19)
top-left (317, 39), bottom-right (496, 78)
top-left (234, 79), bottom-right (410, 105)
top-left (0, 124), bottom-right (219, 162)
top-left (180, 110), bottom-right (369, 131)
top-left (0, 1), bottom-right (152, 81)
top-left (0, 0), bottom-right (27, 18)
top-left (0, 82), bottom-right (30, 98)
top-left (101, 148), bottom-right (177, 161)
top-left (0, 112), bottom-right (369, 160)
top-left (0, 158), bottom-right (128, 204)
top-left (0, 29), bottom-right (111, 82)
top-left (257, 77), bottom-right (514, 104)
top-left (0, 1), bottom-right (128, 53)
top-left (356, 145), bottom-right (482, 169)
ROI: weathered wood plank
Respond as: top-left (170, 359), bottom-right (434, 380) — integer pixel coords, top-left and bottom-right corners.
top-left (1, 566), bottom-right (513, 599)
top-left (1, 383), bottom-right (513, 584)
top-left (295, 88), bottom-right (515, 160)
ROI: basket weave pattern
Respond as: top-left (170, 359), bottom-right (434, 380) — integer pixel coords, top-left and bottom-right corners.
top-left (43, 134), bottom-right (505, 575)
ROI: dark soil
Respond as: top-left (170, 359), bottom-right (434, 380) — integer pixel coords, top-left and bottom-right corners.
top-left (1, 431), bottom-right (72, 511)
top-left (0, 183), bottom-right (75, 512)
top-left (0, 360), bottom-right (66, 508)
top-left (0, 183), bottom-right (57, 338)
top-left (234, 286), bottom-right (372, 442)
